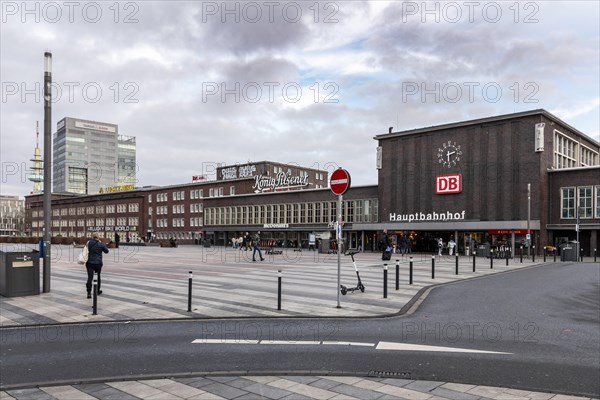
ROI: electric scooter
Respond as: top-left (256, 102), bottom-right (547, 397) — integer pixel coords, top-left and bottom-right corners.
top-left (340, 250), bottom-right (365, 295)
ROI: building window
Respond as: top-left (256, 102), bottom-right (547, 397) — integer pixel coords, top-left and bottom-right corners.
top-left (148, 194), bottom-right (152, 203)
top-left (561, 187), bottom-right (575, 219)
top-left (580, 145), bottom-right (599, 167)
top-left (209, 188), bottom-right (214, 197)
top-left (593, 185), bottom-right (600, 218)
top-left (554, 131), bottom-right (577, 169)
top-left (230, 186), bottom-right (235, 195)
top-left (218, 187), bottom-right (224, 197)
top-left (128, 203), bottom-right (139, 212)
top-left (578, 186), bottom-right (593, 218)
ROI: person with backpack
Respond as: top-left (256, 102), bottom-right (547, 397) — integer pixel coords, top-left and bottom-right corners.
top-left (85, 234), bottom-right (109, 298)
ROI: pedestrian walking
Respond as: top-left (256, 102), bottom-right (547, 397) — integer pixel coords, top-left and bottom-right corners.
top-left (448, 239), bottom-right (456, 256)
top-left (438, 238), bottom-right (444, 256)
top-left (253, 231), bottom-right (265, 261)
top-left (114, 232), bottom-right (120, 248)
top-left (85, 234), bottom-right (109, 298)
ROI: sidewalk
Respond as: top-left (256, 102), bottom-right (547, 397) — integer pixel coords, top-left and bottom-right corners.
top-left (1, 245), bottom-right (596, 400)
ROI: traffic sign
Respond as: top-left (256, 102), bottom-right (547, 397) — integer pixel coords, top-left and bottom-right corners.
top-left (330, 168), bottom-right (351, 195)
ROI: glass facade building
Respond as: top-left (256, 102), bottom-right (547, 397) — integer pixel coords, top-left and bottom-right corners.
top-left (52, 118), bottom-right (136, 194)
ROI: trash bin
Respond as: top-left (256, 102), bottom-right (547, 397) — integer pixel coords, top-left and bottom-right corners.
top-left (477, 243), bottom-right (490, 258)
top-left (203, 239), bottom-right (211, 248)
top-left (0, 250), bottom-right (40, 297)
top-left (560, 242), bottom-right (578, 262)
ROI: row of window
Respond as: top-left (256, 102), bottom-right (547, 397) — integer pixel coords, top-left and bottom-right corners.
top-left (561, 186), bottom-right (600, 219)
top-left (154, 218), bottom-right (203, 228)
top-left (554, 130), bottom-right (599, 169)
top-left (149, 187), bottom-right (236, 203)
top-left (42, 203), bottom-right (139, 218)
top-left (36, 217), bottom-right (140, 228)
top-left (205, 200), bottom-right (379, 226)
top-left (151, 204), bottom-right (204, 215)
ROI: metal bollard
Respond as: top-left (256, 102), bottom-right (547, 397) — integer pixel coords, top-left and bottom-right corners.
top-left (506, 250), bottom-right (509, 266)
top-left (580, 248), bottom-right (584, 262)
top-left (277, 270), bottom-right (282, 310)
top-left (431, 255), bottom-right (435, 279)
top-left (395, 259), bottom-right (399, 290)
top-left (595, 248), bottom-right (597, 263)
top-left (455, 254), bottom-right (459, 275)
top-left (409, 257), bottom-right (413, 285)
top-left (543, 249), bottom-right (546, 263)
top-left (554, 248), bottom-right (557, 262)
top-left (532, 246), bottom-right (535, 262)
top-left (473, 251), bottom-right (476, 272)
top-left (92, 274), bottom-right (98, 315)
top-left (520, 246), bottom-right (523, 263)
top-left (490, 249), bottom-right (493, 269)
top-left (383, 264), bottom-right (388, 298)
top-left (187, 271), bottom-right (193, 312)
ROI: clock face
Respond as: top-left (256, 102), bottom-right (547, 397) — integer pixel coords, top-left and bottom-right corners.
top-left (437, 141), bottom-right (462, 168)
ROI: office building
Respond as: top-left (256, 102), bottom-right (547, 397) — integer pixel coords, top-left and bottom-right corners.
top-left (52, 117), bottom-right (136, 195)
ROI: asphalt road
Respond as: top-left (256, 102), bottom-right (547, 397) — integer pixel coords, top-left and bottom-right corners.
top-left (1, 262), bottom-right (598, 397)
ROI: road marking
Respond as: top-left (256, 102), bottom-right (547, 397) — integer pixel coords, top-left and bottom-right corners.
top-left (376, 341), bottom-right (512, 354)
top-left (322, 341), bottom-right (375, 347)
top-left (259, 341), bottom-right (320, 345)
top-left (191, 339), bottom-right (511, 354)
top-left (192, 339), bottom-right (259, 344)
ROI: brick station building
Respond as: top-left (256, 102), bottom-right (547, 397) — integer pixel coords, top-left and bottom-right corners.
top-left (362, 109), bottom-right (600, 256)
top-left (25, 161), bottom-right (379, 249)
top-left (25, 110), bottom-right (600, 256)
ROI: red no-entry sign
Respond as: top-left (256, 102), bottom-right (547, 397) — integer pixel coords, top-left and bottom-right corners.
top-left (330, 168), bottom-right (351, 195)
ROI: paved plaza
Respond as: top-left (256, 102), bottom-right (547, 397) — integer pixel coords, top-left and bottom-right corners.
top-left (1, 244), bottom-right (550, 326)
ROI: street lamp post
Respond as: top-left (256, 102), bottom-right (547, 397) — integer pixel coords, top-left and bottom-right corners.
top-left (527, 183), bottom-right (531, 258)
top-left (43, 52), bottom-right (52, 293)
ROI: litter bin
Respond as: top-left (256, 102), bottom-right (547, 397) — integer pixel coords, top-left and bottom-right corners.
top-left (477, 243), bottom-right (490, 258)
top-left (0, 250), bottom-right (40, 297)
top-left (560, 242), bottom-right (578, 262)
top-left (203, 239), bottom-right (211, 248)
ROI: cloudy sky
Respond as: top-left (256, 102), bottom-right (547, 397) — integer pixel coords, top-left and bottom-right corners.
top-left (1, 0), bottom-right (599, 197)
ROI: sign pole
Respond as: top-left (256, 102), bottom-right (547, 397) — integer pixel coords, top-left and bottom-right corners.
top-left (336, 194), bottom-right (342, 308)
top-left (330, 168), bottom-right (351, 309)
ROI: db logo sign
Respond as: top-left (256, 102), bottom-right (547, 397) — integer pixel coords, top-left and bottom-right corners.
top-left (436, 174), bottom-right (462, 194)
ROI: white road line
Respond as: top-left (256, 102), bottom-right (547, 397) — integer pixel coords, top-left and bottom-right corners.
top-left (259, 341), bottom-right (320, 345)
top-left (192, 339), bottom-right (259, 344)
top-left (191, 339), bottom-right (512, 354)
top-left (322, 341), bottom-right (375, 347)
top-left (376, 341), bottom-right (512, 354)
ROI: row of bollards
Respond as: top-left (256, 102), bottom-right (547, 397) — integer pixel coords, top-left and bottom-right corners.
top-left (182, 247), bottom-right (599, 312)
